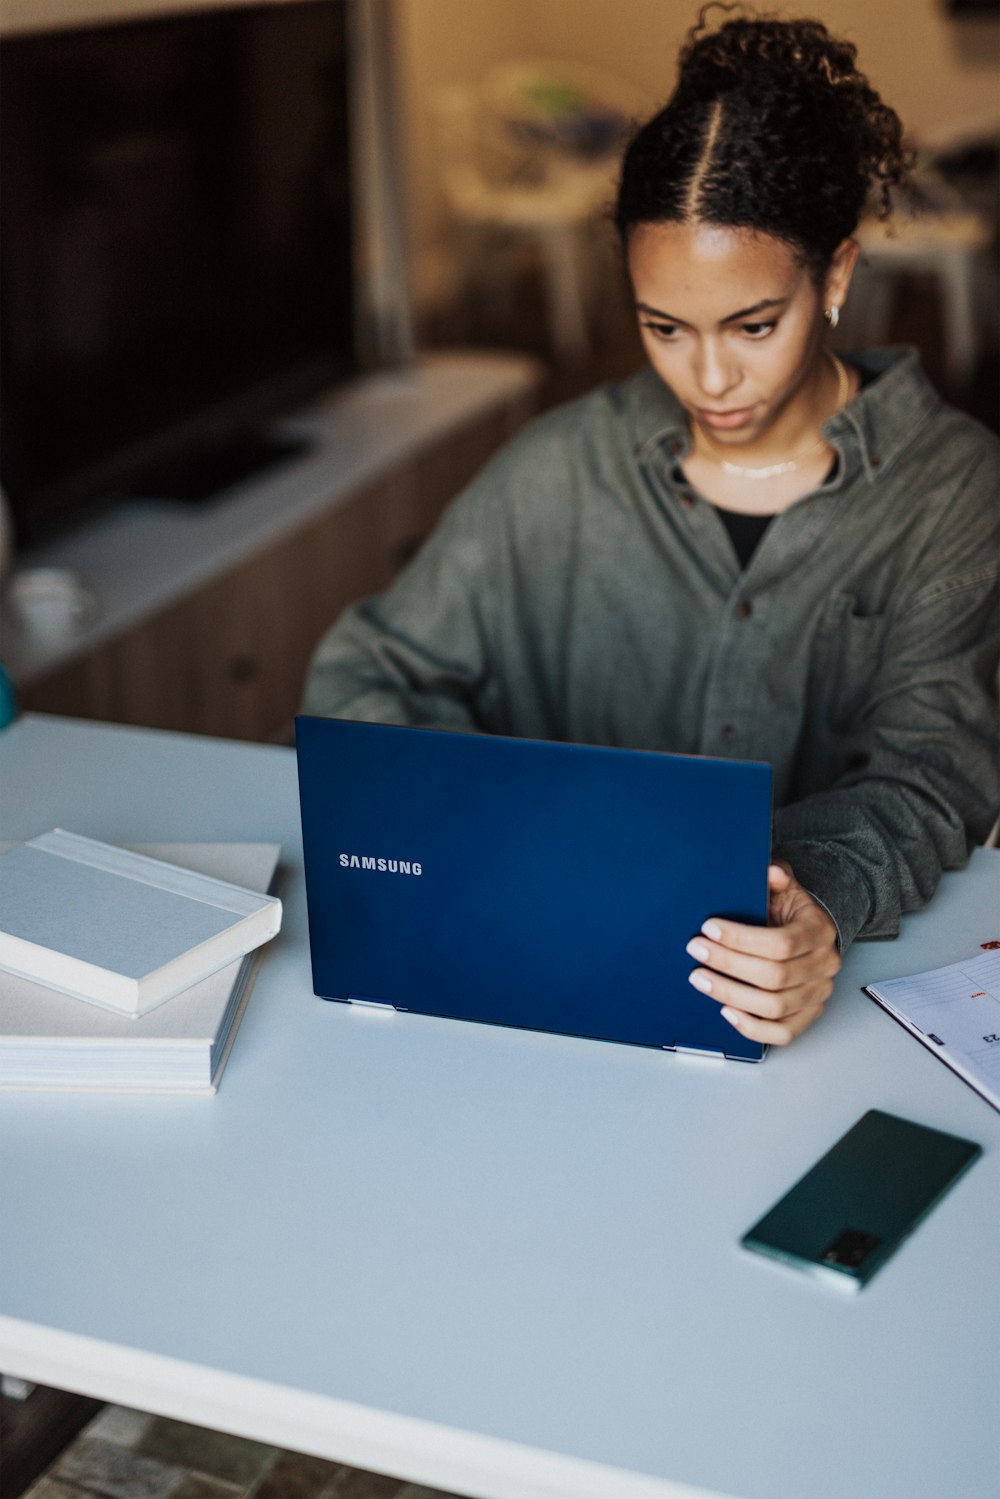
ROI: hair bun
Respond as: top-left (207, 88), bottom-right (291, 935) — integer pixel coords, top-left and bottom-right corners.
top-left (614, 5), bottom-right (912, 270)
top-left (678, 10), bottom-right (861, 97)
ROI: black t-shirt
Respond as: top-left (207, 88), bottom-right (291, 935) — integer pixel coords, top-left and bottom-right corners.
top-left (716, 506), bottom-right (773, 570)
top-left (712, 362), bottom-right (873, 570)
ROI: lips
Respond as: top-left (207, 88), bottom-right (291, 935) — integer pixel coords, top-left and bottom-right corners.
top-left (695, 406), bottom-right (756, 431)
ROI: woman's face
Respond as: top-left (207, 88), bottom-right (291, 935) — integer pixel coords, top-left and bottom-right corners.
top-left (627, 221), bottom-right (849, 446)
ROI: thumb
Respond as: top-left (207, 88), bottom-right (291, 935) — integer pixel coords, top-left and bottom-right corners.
top-left (768, 862), bottom-right (793, 892)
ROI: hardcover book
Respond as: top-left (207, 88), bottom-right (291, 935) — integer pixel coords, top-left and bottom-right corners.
top-left (0, 830), bottom-right (282, 1017)
top-left (0, 843), bottom-right (282, 1093)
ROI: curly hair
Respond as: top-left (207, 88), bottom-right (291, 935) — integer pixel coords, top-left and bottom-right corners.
top-left (614, 4), bottom-right (913, 273)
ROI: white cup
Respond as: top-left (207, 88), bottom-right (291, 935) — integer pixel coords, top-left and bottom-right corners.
top-left (6, 568), bottom-right (99, 641)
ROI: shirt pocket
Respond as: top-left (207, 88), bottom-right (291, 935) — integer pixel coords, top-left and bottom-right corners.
top-left (813, 590), bottom-right (890, 732)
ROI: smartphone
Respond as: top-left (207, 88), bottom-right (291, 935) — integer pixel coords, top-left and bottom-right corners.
top-left (741, 1108), bottom-right (981, 1292)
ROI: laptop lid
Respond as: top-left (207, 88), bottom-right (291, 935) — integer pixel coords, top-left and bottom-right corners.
top-left (295, 717), bottom-right (772, 1062)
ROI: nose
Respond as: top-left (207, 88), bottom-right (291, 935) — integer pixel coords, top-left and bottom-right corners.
top-left (693, 338), bottom-right (741, 400)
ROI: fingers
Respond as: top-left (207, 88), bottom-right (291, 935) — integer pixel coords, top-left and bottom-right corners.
top-left (687, 959), bottom-right (837, 1027)
top-left (698, 912), bottom-right (825, 962)
top-left (688, 866), bottom-right (842, 1046)
top-left (689, 956), bottom-right (832, 1044)
top-left (719, 997), bottom-right (828, 1047)
top-left (700, 867), bottom-right (838, 963)
top-left (686, 932), bottom-right (838, 993)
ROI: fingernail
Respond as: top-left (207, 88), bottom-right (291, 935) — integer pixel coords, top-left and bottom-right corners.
top-left (686, 939), bottom-right (709, 962)
top-left (688, 970), bottom-right (713, 994)
top-left (701, 920), bottom-right (722, 941)
top-left (720, 1006), bottom-right (740, 1026)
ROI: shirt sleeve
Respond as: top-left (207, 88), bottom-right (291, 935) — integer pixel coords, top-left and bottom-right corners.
top-left (300, 454), bottom-right (509, 732)
top-left (773, 452), bottom-right (999, 949)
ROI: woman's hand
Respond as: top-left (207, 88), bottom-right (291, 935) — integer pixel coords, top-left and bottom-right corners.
top-left (686, 863), bottom-right (841, 1045)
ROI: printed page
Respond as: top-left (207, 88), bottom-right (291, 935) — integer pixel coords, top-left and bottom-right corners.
top-left (867, 947), bottom-right (1000, 1109)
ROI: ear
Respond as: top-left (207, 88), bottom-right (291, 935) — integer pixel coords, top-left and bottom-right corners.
top-left (823, 238), bottom-right (860, 318)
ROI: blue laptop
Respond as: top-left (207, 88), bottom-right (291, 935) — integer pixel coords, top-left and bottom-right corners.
top-left (295, 716), bottom-right (773, 1062)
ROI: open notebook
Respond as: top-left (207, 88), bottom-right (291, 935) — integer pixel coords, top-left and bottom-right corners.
top-left (866, 946), bottom-right (1000, 1113)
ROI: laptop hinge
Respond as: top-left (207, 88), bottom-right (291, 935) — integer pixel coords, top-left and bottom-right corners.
top-left (672, 1044), bottom-right (725, 1061)
top-left (347, 993), bottom-right (395, 1009)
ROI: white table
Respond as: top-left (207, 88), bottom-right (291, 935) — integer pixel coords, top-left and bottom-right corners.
top-left (1, 714), bottom-right (997, 1499)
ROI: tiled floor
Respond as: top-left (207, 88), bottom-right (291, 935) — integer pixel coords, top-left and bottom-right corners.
top-left (25, 1404), bottom-right (467, 1499)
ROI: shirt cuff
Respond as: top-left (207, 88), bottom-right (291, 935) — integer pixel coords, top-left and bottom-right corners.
top-left (771, 840), bottom-right (873, 951)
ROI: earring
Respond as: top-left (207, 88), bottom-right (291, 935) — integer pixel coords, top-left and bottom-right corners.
top-left (825, 305), bottom-right (840, 329)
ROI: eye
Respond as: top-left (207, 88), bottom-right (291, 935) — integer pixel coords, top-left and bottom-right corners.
top-left (741, 321), bottom-right (777, 339)
top-left (639, 320), bottom-right (681, 340)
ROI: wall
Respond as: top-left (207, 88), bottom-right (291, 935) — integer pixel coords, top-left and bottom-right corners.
top-left (4, 0), bottom-right (998, 314)
top-left (0, 0), bottom-right (268, 29)
top-left (399, 0), bottom-right (1000, 310)
top-left (520, 0), bottom-right (1000, 138)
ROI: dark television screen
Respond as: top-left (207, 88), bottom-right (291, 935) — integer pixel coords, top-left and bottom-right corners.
top-left (0, 1), bottom-right (356, 545)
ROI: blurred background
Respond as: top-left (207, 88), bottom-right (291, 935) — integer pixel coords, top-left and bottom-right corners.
top-left (0, 0), bottom-right (997, 745)
top-left (3, 0), bottom-right (998, 422)
top-left (399, 0), bottom-right (1000, 421)
top-left (0, 0), bottom-right (995, 737)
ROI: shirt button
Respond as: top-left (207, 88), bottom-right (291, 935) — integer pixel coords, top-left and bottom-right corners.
top-left (736, 600), bottom-right (753, 619)
top-left (669, 440), bottom-right (683, 456)
top-left (679, 492), bottom-right (695, 508)
top-left (720, 725), bottom-right (734, 742)
top-left (870, 453), bottom-right (882, 467)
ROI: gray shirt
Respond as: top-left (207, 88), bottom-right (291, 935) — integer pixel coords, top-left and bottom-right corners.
top-left (303, 348), bottom-right (1000, 948)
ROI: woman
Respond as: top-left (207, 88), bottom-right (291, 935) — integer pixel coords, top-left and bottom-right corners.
top-left (303, 8), bottom-right (999, 1046)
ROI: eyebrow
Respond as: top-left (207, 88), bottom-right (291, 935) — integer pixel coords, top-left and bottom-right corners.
top-left (636, 297), bottom-right (787, 326)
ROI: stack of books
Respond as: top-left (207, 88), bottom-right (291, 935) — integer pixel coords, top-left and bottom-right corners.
top-left (0, 831), bottom-right (282, 1093)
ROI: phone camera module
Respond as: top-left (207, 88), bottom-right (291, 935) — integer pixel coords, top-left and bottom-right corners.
top-left (821, 1227), bottom-right (882, 1268)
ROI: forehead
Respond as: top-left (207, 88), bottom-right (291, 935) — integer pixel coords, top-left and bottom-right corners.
top-left (627, 221), bottom-right (806, 316)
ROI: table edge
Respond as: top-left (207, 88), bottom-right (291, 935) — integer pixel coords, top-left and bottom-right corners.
top-left (0, 1315), bottom-right (739, 1499)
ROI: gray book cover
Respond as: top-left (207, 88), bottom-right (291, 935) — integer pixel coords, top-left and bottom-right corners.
top-left (0, 830), bottom-right (282, 1014)
top-left (0, 843), bottom-right (282, 1092)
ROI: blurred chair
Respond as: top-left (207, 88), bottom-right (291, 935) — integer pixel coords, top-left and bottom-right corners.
top-left (431, 62), bottom-right (639, 361)
top-left (847, 211), bottom-right (994, 388)
top-left (840, 138), bottom-right (998, 389)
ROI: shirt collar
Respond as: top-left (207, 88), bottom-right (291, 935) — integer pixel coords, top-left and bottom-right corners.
top-left (628, 346), bottom-right (942, 483)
